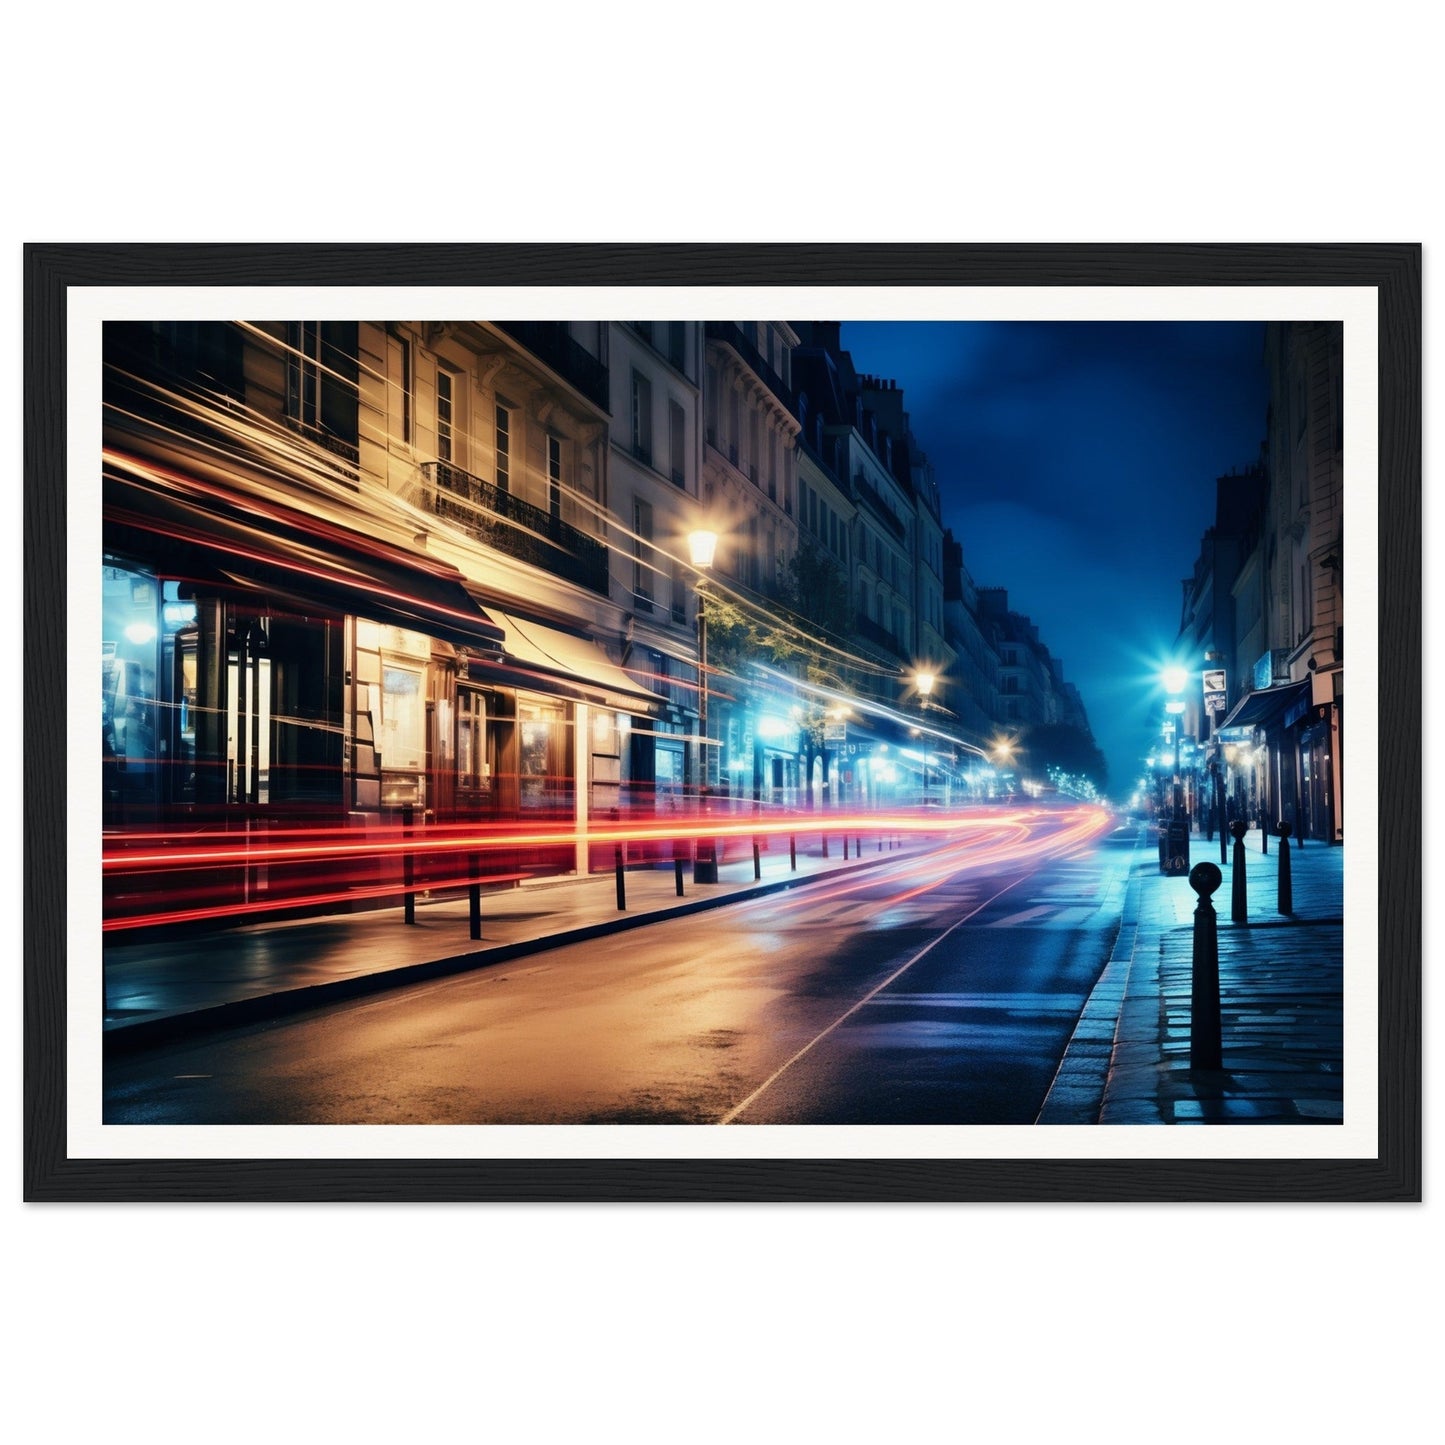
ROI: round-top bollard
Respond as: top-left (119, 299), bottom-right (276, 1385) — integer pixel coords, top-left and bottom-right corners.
top-left (1230, 819), bottom-right (1249, 924)
top-left (1188, 861), bottom-right (1223, 1071)
top-left (1275, 820), bottom-right (1294, 915)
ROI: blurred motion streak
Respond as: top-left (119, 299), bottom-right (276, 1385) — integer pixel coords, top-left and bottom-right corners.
top-left (102, 804), bottom-right (1109, 932)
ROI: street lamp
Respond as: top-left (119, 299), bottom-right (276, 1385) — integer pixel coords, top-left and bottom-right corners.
top-left (1161, 665), bottom-right (1190, 875)
top-left (687, 528), bottom-right (718, 882)
top-left (915, 669), bottom-right (935, 805)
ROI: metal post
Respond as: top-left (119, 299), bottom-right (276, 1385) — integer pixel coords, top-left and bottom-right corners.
top-left (674, 858), bottom-right (685, 897)
top-left (843, 835), bottom-right (849, 860)
top-left (469, 852), bottom-right (481, 941)
top-left (1188, 862), bottom-right (1223, 1070)
top-left (1230, 819), bottom-right (1249, 924)
top-left (614, 844), bottom-right (626, 911)
top-left (1216, 766), bottom-right (1227, 865)
top-left (1276, 820), bottom-right (1293, 915)
top-left (789, 835), bottom-right (796, 870)
top-left (822, 832), bottom-right (829, 858)
top-left (753, 839), bottom-right (761, 879)
top-left (402, 803), bottom-right (415, 925)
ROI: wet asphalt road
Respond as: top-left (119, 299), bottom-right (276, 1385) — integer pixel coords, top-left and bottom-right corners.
top-left (103, 819), bottom-right (1136, 1126)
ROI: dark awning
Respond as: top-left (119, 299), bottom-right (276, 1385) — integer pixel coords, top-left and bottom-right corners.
top-left (103, 452), bottom-right (505, 657)
top-left (1218, 679), bottom-right (1309, 732)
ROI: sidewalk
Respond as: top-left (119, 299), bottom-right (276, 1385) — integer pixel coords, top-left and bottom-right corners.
top-left (1039, 827), bottom-right (1345, 1125)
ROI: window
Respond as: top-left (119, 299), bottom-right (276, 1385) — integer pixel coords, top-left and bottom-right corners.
top-left (518, 698), bottom-right (566, 809)
top-left (633, 498), bottom-right (654, 610)
top-left (456, 689), bottom-right (491, 793)
top-left (548, 435), bottom-right (562, 518)
top-left (669, 399), bottom-right (686, 487)
top-left (631, 370), bottom-right (653, 465)
top-left (287, 322), bottom-right (322, 429)
top-left (437, 367), bottom-right (455, 465)
top-left (386, 331), bottom-right (411, 445)
top-left (286, 322), bottom-right (359, 458)
top-left (667, 321), bottom-right (686, 371)
top-left (495, 403), bottom-right (511, 493)
top-left (380, 661), bottom-right (426, 772)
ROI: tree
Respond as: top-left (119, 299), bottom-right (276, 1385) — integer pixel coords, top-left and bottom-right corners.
top-left (1018, 722), bottom-right (1109, 794)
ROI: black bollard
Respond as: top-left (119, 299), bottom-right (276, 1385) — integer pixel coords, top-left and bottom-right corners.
top-left (1230, 820), bottom-right (1249, 924)
top-left (843, 834), bottom-right (849, 860)
top-left (674, 858), bottom-right (685, 897)
top-left (615, 844), bottom-right (626, 911)
top-left (402, 803), bottom-right (416, 925)
top-left (822, 833), bottom-right (829, 859)
top-left (1260, 812), bottom-right (1268, 855)
top-left (1276, 820), bottom-right (1293, 915)
top-left (753, 839), bottom-right (761, 879)
top-left (1188, 862), bottom-right (1223, 1070)
top-left (469, 852), bottom-right (481, 941)
top-left (789, 835), bottom-right (796, 870)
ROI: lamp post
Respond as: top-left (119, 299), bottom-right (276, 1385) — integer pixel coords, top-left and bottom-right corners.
top-left (687, 528), bottom-right (718, 882)
top-left (1161, 665), bottom-right (1190, 876)
top-left (915, 669), bottom-right (935, 805)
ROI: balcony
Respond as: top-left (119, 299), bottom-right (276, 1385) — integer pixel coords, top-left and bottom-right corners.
top-left (705, 321), bottom-right (794, 409)
top-left (421, 461), bottom-right (610, 596)
top-left (853, 472), bottom-right (907, 541)
top-left (494, 322), bottom-right (610, 412)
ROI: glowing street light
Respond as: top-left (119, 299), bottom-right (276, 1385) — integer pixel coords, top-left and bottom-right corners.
top-left (915, 668), bottom-right (936, 805)
top-left (688, 528), bottom-right (719, 881)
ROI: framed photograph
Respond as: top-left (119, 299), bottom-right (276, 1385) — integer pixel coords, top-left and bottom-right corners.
top-left (23, 243), bottom-right (1420, 1202)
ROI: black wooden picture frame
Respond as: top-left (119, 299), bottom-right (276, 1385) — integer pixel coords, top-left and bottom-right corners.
top-left (23, 242), bottom-right (1421, 1202)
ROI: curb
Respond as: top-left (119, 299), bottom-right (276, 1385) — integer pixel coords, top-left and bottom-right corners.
top-left (102, 846), bottom-right (914, 1056)
top-left (1034, 837), bottom-right (1143, 1125)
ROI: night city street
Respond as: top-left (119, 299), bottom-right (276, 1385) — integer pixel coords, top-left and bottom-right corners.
top-left (89, 310), bottom-right (1349, 1130)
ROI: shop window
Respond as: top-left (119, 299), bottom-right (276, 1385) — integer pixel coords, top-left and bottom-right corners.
top-left (518, 698), bottom-right (567, 809)
top-left (456, 688), bottom-right (492, 795)
top-left (102, 565), bottom-right (163, 822)
top-left (379, 660), bottom-right (426, 773)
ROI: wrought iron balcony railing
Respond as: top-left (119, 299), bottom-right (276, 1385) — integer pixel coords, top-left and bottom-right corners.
top-left (420, 461), bottom-right (610, 596)
top-left (494, 322), bottom-right (610, 412)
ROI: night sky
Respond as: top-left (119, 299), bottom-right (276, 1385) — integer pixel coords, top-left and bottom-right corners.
top-left (838, 321), bottom-right (1270, 797)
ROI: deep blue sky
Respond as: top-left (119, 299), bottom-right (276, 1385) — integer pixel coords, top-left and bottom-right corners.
top-left (838, 321), bottom-right (1269, 796)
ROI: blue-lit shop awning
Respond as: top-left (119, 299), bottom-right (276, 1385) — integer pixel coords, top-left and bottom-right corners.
top-left (1218, 679), bottom-right (1309, 732)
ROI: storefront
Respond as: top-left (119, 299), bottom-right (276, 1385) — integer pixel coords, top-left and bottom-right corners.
top-left (101, 453), bottom-right (664, 924)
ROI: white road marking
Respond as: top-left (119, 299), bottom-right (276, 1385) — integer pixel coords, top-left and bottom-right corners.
top-left (717, 870), bottom-right (1034, 1124)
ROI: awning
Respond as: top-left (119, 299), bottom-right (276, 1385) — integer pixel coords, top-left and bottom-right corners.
top-left (103, 452), bottom-right (506, 656)
top-left (1218, 679), bottom-right (1310, 732)
top-left (478, 609), bottom-right (665, 714)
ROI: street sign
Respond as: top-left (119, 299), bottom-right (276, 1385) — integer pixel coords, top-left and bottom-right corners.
top-left (823, 723), bottom-right (847, 742)
top-left (1203, 668), bottom-right (1227, 719)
